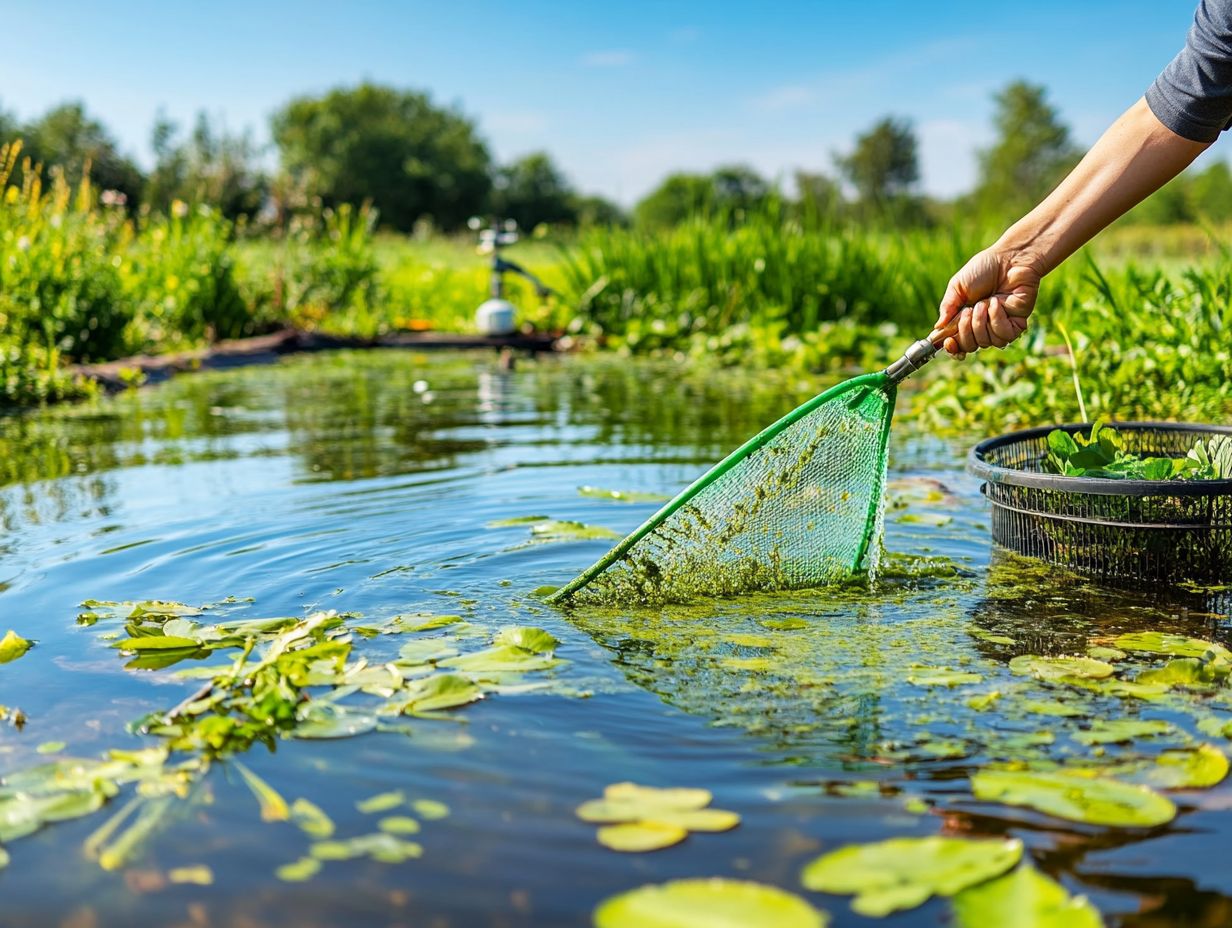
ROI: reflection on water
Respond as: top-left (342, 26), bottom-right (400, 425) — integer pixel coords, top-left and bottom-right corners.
top-left (0, 349), bottom-right (1229, 927)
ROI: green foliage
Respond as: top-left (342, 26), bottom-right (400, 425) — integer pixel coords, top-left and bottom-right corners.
top-left (1122, 160), bottom-right (1232, 226)
top-left (145, 112), bottom-right (266, 220)
top-left (19, 102), bottom-right (144, 209)
top-left (633, 165), bottom-right (769, 228)
top-left (491, 151), bottom-right (577, 230)
top-left (800, 836), bottom-right (1023, 917)
top-left (952, 867), bottom-right (1102, 928)
top-left (234, 204), bottom-right (381, 335)
top-left (833, 116), bottom-right (921, 219)
top-left (124, 203), bottom-right (250, 345)
top-left (973, 81), bottom-right (1078, 221)
top-left (916, 258), bottom-right (1232, 431)
top-left (1044, 421), bottom-right (1231, 480)
top-left (0, 142), bottom-right (134, 363)
top-left (560, 205), bottom-right (965, 356)
top-left (271, 82), bottom-right (491, 232)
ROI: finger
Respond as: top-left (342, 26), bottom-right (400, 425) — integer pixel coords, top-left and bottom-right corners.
top-left (936, 277), bottom-right (966, 326)
top-left (971, 299), bottom-right (993, 349)
top-left (943, 335), bottom-right (964, 359)
top-left (957, 306), bottom-right (978, 354)
top-left (987, 297), bottom-right (1017, 347)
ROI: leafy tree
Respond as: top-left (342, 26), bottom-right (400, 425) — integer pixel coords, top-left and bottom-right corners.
top-left (572, 193), bottom-right (627, 227)
top-left (1189, 159), bottom-right (1232, 222)
top-left (146, 112), bottom-right (266, 219)
top-left (974, 81), bottom-right (1079, 219)
top-left (710, 164), bottom-right (770, 215)
top-left (794, 170), bottom-right (844, 224)
top-left (491, 151), bottom-right (577, 229)
top-left (21, 102), bottom-right (144, 206)
top-left (635, 173), bottom-right (716, 227)
top-left (0, 103), bottom-right (17, 145)
top-left (634, 165), bottom-right (770, 227)
top-left (271, 83), bottom-right (491, 232)
top-left (834, 116), bottom-right (919, 213)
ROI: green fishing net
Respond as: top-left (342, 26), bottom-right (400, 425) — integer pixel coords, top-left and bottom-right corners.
top-left (549, 372), bottom-right (898, 605)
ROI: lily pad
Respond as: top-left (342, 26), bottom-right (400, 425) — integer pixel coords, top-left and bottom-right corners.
top-left (1022, 699), bottom-right (1084, 718)
top-left (800, 836), bottom-right (1023, 917)
top-left (642, 808), bottom-right (740, 832)
top-left (411, 799), bottom-right (449, 820)
top-left (594, 878), bottom-right (828, 928)
top-left (0, 631), bottom-right (32, 664)
top-left (111, 635), bottom-right (202, 652)
top-left (1146, 744), bottom-right (1230, 789)
top-left (1197, 716), bottom-right (1232, 740)
top-left (493, 626), bottom-right (560, 654)
top-left (399, 674), bottom-right (483, 713)
top-left (1072, 719), bottom-right (1173, 745)
top-left (275, 857), bottom-right (321, 882)
top-left (310, 833), bottom-right (423, 863)
top-left (529, 520), bottom-right (620, 542)
top-left (597, 821), bottom-right (688, 852)
top-left (1087, 646), bottom-right (1126, 662)
top-left (971, 769), bottom-right (1176, 827)
top-left (290, 798), bottom-right (335, 838)
top-left (578, 486), bottom-right (670, 503)
top-left (0, 846), bottom-right (8, 869)
top-left (907, 669), bottom-right (983, 687)
top-left (1138, 657), bottom-right (1226, 688)
top-left (1114, 632), bottom-right (1232, 662)
top-left (1009, 656), bottom-right (1114, 682)
top-left (293, 705), bottom-right (379, 740)
top-left (168, 865), bottom-right (213, 886)
top-left (578, 783), bottom-right (711, 822)
top-left (953, 866), bottom-right (1102, 928)
top-left (378, 815), bottom-right (421, 835)
top-left (356, 790), bottom-right (405, 814)
top-left (439, 646), bottom-right (558, 675)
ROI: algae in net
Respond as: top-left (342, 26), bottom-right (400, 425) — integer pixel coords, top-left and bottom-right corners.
top-left (550, 373), bottom-right (898, 605)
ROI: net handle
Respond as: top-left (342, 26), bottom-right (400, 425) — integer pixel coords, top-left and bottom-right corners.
top-left (546, 371), bottom-right (891, 604)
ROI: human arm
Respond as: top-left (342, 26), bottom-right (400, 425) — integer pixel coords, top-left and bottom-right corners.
top-left (936, 98), bottom-right (1210, 357)
top-left (937, 0), bottom-right (1232, 356)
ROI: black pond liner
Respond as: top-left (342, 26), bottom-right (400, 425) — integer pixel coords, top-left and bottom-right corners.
top-left (968, 422), bottom-right (1232, 586)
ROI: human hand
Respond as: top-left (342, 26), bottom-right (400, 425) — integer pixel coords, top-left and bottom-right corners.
top-left (934, 248), bottom-right (1042, 358)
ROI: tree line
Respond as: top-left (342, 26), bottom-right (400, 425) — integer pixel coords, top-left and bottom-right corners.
top-left (3, 80), bottom-right (1231, 233)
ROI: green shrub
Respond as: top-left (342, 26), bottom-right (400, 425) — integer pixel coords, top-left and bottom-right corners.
top-left (0, 143), bottom-right (132, 362)
top-left (124, 201), bottom-right (249, 347)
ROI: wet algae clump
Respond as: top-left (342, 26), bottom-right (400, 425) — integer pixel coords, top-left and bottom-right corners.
top-left (565, 383), bottom-right (896, 605)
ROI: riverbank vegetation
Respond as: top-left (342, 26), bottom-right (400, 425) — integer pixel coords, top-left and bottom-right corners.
top-left (2, 79), bottom-right (1231, 431)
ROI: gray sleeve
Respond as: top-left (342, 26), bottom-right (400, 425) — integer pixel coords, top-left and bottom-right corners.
top-left (1146, 0), bottom-right (1232, 142)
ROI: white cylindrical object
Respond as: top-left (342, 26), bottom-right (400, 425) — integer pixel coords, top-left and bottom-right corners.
top-left (476, 298), bottom-right (517, 336)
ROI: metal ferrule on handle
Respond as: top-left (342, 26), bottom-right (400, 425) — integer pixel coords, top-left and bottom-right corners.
top-left (883, 337), bottom-right (939, 384)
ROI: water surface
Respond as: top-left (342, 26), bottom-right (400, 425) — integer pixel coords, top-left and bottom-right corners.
top-left (1, 350), bottom-right (1229, 927)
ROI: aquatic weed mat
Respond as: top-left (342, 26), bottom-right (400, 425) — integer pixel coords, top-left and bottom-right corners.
top-left (553, 375), bottom-right (898, 605)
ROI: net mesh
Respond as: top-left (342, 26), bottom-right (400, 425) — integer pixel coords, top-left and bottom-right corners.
top-left (562, 377), bottom-right (897, 605)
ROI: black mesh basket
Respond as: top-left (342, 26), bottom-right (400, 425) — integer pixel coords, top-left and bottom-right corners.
top-left (968, 422), bottom-right (1232, 585)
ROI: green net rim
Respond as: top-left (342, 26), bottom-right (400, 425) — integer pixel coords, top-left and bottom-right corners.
top-left (547, 371), bottom-right (894, 603)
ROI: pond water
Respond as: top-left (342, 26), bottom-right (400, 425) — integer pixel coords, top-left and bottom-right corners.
top-left (1, 350), bottom-right (1230, 927)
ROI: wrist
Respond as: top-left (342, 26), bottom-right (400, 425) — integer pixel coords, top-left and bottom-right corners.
top-left (993, 223), bottom-right (1053, 277)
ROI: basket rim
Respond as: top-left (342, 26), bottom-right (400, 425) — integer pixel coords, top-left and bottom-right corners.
top-left (967, 420), bottom-right (1232, 497)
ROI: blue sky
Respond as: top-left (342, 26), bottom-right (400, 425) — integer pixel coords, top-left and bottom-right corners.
top-left (2, 0), bottom-right (1223, 204)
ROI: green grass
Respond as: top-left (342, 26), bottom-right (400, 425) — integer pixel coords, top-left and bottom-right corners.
top-left (2, 151), bottom-right (1230, 432)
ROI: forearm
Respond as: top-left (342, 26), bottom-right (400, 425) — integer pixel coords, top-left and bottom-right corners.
top-left (997, 97), bottom-right (1210, 276)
